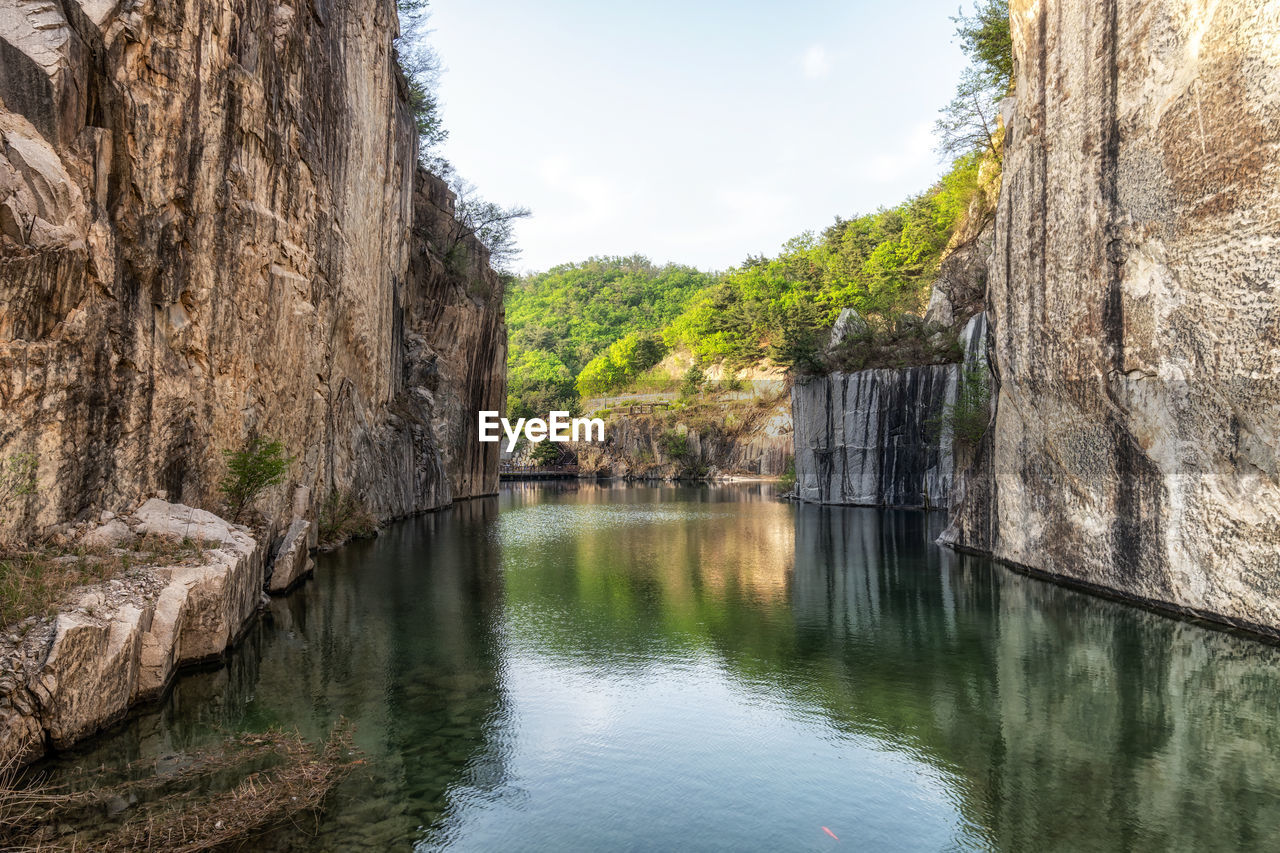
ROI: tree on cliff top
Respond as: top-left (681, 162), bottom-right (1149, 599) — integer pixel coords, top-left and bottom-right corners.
top-left (395, 0), bottom-right (448, 159)
top-left (935, 0), bottom-right (1012, 160)
top-left (447, 178), bottom-right (532, 273)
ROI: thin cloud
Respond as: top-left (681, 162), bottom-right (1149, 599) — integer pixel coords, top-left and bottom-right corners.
top-left (802, 44), bottom-right (831, 79)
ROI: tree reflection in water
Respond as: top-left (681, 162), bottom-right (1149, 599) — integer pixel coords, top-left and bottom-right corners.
top-left (38, 483), bottom-right (1280, 852)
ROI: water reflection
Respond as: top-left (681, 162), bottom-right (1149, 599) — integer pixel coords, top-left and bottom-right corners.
top-left (43, 483), bottom-right (1280, 851)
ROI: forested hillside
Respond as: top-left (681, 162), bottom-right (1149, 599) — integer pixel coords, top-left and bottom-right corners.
top-left (505, 257), bottom-right (713, 416)
top-left (506, 0), bottom-right (1011, 417)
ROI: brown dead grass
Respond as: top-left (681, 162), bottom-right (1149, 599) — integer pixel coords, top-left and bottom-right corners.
top-left (0, 721), bottom-right (359, 852)
top-left (0, 534), bottom-right (209, 630)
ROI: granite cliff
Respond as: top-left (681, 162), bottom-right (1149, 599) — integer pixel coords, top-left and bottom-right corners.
top-left (792, 313), bottom-right (987, 508)
top-left (0, 0), bottom-right (505, 541)
top-left (0, 0), bottom-right (505, 762)
top-left (943, 0), bottom-right (1280, 632)
top-left (793, 0), bottom-right (1280, 633)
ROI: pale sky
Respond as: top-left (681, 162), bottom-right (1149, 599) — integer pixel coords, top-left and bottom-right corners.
top-left (423, 0), bottom-right (970, 274)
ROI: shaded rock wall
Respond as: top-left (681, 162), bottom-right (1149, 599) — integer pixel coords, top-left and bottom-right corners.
top-left (793, 314), bottom-right (987, 508)
top-left (943, 0), bottom-right (1280, 631)
top-left (0, 0), bottom-right (504, 536)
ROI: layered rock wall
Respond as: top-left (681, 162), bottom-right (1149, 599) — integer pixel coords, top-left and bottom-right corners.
top-left (793, 313), bottom-right (987, 508)
top-left (0, 0), bottom-right (504, 537)
top-left (944, 0), bottom-right (1280, 630)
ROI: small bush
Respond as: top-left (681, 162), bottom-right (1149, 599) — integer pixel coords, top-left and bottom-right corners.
top-left (929, 364), bottom-right (992, 448)
top-left (318, 490), bottom-right (378, 548)
top-left (824, 314), bottom-right (964, 373)
top-left (219, 437), bottom-right (293, 523)
top-left (679, 365), bottom-right (705, 399)
top-left (659, 430), bottom-right (690, 461)
top-left (531, 441), bottom-right (563, 466)
top-left (0, 453), bottom-right (37, 546)
top-left (950, 364), bottom-right (992, 447)
top-left (779, 455), bottom-right (796, 492)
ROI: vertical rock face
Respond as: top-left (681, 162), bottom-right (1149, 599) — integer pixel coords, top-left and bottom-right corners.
top-left (0, 0), bottom-right (504, 535)
top-left (945, 0), bottom-right (1280, 630)
top-left (793, 313), bottom-right (987, 508)
top-left (793, 366), bottom-right (958, 507)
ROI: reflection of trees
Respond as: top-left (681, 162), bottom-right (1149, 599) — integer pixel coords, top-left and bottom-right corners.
top-left (498, 485), bottom-right (797, 667)
top-left (791, 504), bottom-right (1280, 850)
top-left (40, 487), bottom-right (1280, 851)
top-left (500, 494), bottom-right (1280, 851)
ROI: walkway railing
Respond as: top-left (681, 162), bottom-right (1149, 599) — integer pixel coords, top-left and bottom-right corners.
top-left (499, 462), bottom-right (580, 479)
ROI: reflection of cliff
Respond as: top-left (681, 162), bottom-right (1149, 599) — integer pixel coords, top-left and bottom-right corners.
top-left (40, 498), bottom-right (512, 851)
top-left (791, 504), bottom-right (1280, 850)
top-left (493, 490), bottom-right (1280, 849)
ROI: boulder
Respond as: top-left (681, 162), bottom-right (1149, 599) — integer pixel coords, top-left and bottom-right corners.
top-left (266, 519), bottom-right (313, 593)
top-left (133, 499), bottom-right (236, 545)
top-left (826, 308), bottom-right (869, 353)
top-left (80, 519), bottom-right (133, 548)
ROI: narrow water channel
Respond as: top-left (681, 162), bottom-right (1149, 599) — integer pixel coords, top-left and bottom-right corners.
top-left (44, 483), bottom-right (1280, 850)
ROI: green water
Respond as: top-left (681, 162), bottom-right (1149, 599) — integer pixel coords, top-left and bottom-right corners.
top-left (46, 483), bottom-right (1280, 850)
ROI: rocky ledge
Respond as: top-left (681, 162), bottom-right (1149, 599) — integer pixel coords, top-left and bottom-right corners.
top-left (0, 499), bottom-right (269, 766)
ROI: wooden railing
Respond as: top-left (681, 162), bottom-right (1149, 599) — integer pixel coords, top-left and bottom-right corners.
top-left (499, 462), bottom-right (580, 478)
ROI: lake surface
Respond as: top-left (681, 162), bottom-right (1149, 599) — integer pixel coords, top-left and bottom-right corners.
top-left (47, 482), bottom-right (1280, 850)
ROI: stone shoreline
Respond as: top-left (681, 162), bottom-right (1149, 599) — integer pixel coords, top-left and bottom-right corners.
top-left (0, 499), bottom-right (313, 767)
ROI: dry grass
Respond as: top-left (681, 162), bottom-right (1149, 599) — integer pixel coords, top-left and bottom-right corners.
top-left (317, 490), bottom-right (378, 550)
top-left (0, 535), bottom-right (208, 629)
top-left (0, 722), bottom-right (360, 852)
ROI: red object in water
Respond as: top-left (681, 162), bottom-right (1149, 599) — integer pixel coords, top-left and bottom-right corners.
top-left (822, 826), bottom-right (839, 840)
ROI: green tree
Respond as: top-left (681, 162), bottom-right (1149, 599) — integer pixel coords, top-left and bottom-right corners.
top-left (219, 437), bottom-right (294, 523)
top-left (531, 441), bottom-right (564, 466)
top-left (935, 0), bottom-right (1012, 159)
top-left (679, 365), bottom-right (705, 398)
top-left (508, 350), bottom-right (578, 419)
top-left (575, 332), bottom-right (667, 398)
top-left (394, 0), bottom-right (447, 161)
top-left (448, 178), bottom-right (531, 273)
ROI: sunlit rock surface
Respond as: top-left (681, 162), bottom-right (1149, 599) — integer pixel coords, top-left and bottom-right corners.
top-left (943, 0), bottom-right (1280, 630)
top-left (0, 500), bottom-right (263, 765)
top-left (0, 0), bottom-right (505, 538)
